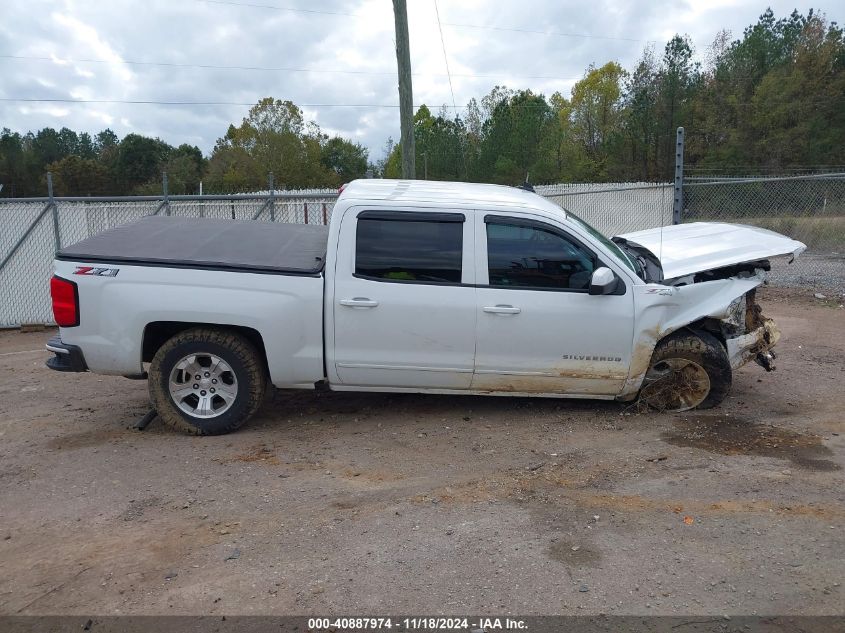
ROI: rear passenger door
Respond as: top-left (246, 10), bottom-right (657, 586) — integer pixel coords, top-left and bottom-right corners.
top-left (331, 209), bottom-right (476, 389)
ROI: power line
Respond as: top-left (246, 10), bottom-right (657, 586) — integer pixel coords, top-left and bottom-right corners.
top-left (13, 52), bottom-right (826, 84)
top-left (433, 0), bottom-right (467, 179)
top-left (195, 0), bottom-right (654, 44)
top-left (1, 97), bottom-right (471, 108)
top-left (0, 97), bottom-right (565, 108)
top-left (1, 98), bottom-right (400, 107)
top-left (433, 0), bottom-right (458, 113)
top-left (4, 96), bottom-right (840, 109)
top-left (2, 54), bottom-right (392, 76)
top-left (0, 54), bottom-right (586, 82)
top-left (439, 21), bottom-right (654, 44)
top-left (195, 0), bottom-right (358, 18)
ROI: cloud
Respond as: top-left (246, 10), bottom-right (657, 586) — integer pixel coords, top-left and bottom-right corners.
top-left (0, 0), bottom-right (830, 159)
top-left (51, 11), bottom-right (133, 82)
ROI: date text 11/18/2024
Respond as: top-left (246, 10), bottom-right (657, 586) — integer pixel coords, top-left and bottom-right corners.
top-left (307, 617), bottom-right (528, 631)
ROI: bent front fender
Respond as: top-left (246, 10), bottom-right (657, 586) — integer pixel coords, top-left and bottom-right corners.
top-left (619, 276), bottom-right (764, 399)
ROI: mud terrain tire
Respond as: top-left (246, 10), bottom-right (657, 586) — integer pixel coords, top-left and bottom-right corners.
top-left (149, 328), bottom-right (266, 435)
top-left (639, 330), bottom-right (731, 412)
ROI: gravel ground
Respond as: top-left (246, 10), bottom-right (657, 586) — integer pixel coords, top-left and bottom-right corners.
top-left (767, 252), bottom-right (845, 294)
top-left (0, 287), bottom-right (842, 617)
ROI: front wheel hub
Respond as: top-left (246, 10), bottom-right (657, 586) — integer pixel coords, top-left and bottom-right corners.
top-left (639, 358), bottom-right (711, 412)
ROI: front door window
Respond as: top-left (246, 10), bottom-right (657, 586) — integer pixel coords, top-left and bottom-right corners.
top-left (486, 221), bottom-right (596, 291)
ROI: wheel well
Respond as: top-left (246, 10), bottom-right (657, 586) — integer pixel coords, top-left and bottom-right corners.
top-left (682, 318), bottom-right (728, 348)
top-left (142, 322), bottom-right (269, 370)
top-left (650, 319), bottom-right (728, 355)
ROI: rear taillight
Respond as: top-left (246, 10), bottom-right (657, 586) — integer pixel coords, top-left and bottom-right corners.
top-left (50, 276), bottom-right (79, 327)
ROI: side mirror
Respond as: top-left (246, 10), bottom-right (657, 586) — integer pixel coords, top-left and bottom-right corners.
top-left (589, 267), bottom-right (617, 295)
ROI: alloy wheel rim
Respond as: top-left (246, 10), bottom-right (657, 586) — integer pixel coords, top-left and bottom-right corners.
top-left (168, 353), bottom-right (238, 419)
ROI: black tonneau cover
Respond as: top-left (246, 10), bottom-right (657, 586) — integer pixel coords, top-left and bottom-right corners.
top-left (56, 216), bottom-right (329, 275)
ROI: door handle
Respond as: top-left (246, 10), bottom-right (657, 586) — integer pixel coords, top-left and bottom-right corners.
top-left (483, 304), bottom-right (521, 315)
top-left (340, 297), bottom-right (379, 308)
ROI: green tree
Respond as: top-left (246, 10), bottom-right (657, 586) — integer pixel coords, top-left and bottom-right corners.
top-left (750, 14), bottom-right (845, 168)
top-left (116, 134), bottom-right (172, 193)
top-left (320, 137), bottom-right (368, 183)
top-left (624, 47), bottom-right (660, 180)
top-left (207, 97), bottom-right (334, 190)
top-left (531, 92), bottom-right (583, 182)
top-left (412, 105), bottom-right (466, 180)
top-left (204, 145), bottom-right (259, 193)
top-left (162, 144), bottom-right (205, 194)
top-left (47, 155), bottom-right (111, 196)
top-left (94, 129), bottom-right (119, 154)
top-left (656, 36), bottom-right (699, 176)
top-left (478, 89), bottom-right (552, 184)
top-left (30, 128), bottom-right (65, 168)
top-left (377, 137), bottom-right (401, 178)
top-left (0, 129), bottom-right (28, 196)
top-left (688, 9), bottom-right (844, 173)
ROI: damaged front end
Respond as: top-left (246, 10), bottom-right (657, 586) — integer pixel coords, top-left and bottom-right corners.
top-left (675, 261), bottom-right (783, 373)
top-left (614, 221), bottom-right (806, 402)
top-left (720, 288), bottom-right (781, 372)
top-left (621, 263), bottom-right (788, 402)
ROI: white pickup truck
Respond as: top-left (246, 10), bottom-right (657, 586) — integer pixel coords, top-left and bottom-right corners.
top-left (46, 179), bottom-right (805, 435)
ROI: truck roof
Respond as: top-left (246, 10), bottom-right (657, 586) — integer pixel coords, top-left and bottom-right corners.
top-left (340, 179), bottom-right (567, 216)
top-left (56, 216), bottom-right (328, 275)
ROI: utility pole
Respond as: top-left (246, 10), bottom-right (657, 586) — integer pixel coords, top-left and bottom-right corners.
top-left (392, 0), bottom-right (415, 179)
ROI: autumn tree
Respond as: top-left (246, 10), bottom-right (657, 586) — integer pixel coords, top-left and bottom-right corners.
top-left (206, 98), bottom-right (337, 191)
top-left (570, 62), bottom-right (627, 180)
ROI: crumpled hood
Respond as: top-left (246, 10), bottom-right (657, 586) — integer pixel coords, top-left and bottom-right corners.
top-left (616, 222), bottom-right (806, 279)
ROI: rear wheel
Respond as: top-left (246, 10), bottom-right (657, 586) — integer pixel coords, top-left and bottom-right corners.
top-left (149, 328), bottom-right (266, 435)
top-left (638, 331), bottom-right (731, 412)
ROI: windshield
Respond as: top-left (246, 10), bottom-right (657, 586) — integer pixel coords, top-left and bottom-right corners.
top-left (566, 211), bottom-right (638, 274)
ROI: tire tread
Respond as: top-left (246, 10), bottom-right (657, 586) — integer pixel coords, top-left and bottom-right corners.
top-left (644, 330), bottom-right (732, 410)
top-left (148, 327), bottom-right (266, 435)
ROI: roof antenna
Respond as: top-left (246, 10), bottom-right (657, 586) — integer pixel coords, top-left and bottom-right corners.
top-left (519, 172), bottom-right (535, 193)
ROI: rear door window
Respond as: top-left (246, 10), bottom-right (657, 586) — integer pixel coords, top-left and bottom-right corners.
top-left (355, 213), bottom-right (463, 284)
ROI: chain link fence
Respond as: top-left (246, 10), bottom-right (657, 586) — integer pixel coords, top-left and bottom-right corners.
top-left (0, 199), bottom-right (58, 328)
top-left (536, 182), bottom-right (672, 236)
top-left (683, 173), bottom-right (845, 291)
top-left (2, 175), bottom-right (843, 327)
top-left (0, 191), bottom-right (338, 327)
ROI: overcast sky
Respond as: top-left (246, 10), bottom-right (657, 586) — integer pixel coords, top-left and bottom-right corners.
top-left (1, 1), bottom-right (839, 159)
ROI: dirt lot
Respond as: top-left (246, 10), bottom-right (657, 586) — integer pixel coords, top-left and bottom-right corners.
top-left (0, 287), bottom-right (842, 616)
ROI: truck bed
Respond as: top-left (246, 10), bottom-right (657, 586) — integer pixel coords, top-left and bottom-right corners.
top-left (56, 216), bottom-right (329, 275)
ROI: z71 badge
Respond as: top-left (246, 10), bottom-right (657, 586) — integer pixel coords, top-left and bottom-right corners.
top-left (73, 266), bottom-right (119, 277)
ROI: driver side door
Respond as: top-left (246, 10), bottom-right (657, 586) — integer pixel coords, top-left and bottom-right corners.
top-left (471, 213), bottom-right (635, 396)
